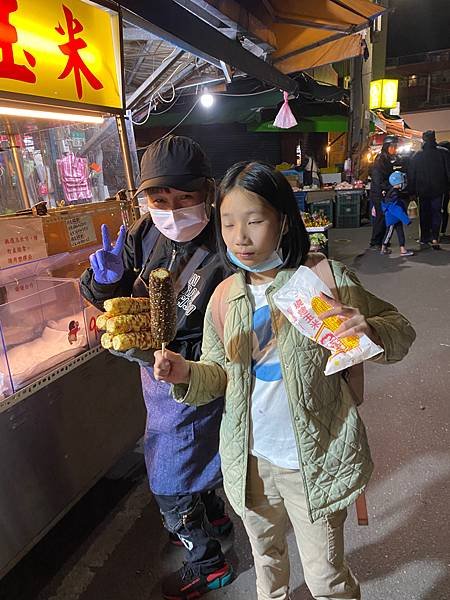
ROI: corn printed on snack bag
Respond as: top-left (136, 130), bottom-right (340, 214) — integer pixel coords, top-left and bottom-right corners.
top-left (273, 266), bottom-right (383, 375)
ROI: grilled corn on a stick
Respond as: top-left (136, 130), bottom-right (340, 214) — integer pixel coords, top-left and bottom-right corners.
top-left (148, 268), bottom-right (177, 348)
top-left (96, 312), bottom-right (112, 331)
top-left (106, 313), bottom-right (153, 335)
top-left (101, 332), bottom-right (114, 349)
top-left (103, 297), bottom-right (152, 316)
top-left (112, 332), bottom-right (157, 352)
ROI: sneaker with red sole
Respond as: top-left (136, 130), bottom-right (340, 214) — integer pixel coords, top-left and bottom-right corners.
top-left (162, 562), bottom-right (234, 599)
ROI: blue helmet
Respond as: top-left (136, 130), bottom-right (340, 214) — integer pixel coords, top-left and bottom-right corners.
top-left (389, 171), bottom-right (407, 189)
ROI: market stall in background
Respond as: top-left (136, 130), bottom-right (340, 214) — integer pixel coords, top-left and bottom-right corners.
top-left (0, 0), bottom-right (144, 579)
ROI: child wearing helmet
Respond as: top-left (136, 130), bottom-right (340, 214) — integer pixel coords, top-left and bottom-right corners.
top-left (380, 171), bottom-right (414, 257)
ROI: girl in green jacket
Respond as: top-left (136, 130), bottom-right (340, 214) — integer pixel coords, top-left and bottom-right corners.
top-left (153, 161), bottom-right (415, 600)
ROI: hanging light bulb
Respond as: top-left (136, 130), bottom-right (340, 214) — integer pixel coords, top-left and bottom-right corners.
top-left (200, 92), bottom-right (214, 108)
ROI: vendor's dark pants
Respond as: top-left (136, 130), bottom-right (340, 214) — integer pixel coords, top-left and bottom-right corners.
top-left (370, 200), bottom-right (386, 247)
top-left (441, 194), bottom-right (449, 234)
top-left (155, 490), bottom-right (226, 572)
top-left (419, 195), bottom-right (443, 242)
top-left (383, 222), bottom-right (405, 248)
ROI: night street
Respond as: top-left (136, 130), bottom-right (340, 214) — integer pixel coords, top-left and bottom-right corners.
top-left (2, 222), bottom-right (449, 600)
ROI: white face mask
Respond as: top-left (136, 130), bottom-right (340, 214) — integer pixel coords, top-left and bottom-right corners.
top-left (149, 203), bottom-right (209, 242)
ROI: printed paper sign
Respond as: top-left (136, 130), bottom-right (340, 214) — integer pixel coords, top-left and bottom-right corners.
top-left (0, 218), bottom-right (47, 269)
top-left (66, 215), bottom-right (96, 248)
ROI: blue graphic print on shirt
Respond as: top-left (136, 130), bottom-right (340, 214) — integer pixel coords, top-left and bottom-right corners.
top-left (252, 305), bottom-right (282, 382)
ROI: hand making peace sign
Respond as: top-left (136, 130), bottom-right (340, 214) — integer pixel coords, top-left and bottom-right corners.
top-left (89, 224), bottom-right (127, 285)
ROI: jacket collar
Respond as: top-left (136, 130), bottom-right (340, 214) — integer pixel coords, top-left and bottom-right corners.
top-left (226, 269), bottom-right (295, 302)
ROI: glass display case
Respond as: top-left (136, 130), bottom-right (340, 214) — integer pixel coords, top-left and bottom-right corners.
top-left (0, 116), bottom-right (139, 213)
top-left (0, 257), bottom-right (88, 398)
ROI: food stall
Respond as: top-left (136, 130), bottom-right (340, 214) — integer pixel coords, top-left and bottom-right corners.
top-left (0, 0), bottom-right (145, 579)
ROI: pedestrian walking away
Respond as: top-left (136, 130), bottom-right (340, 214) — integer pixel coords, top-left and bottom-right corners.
top-left (437, 140), bottom-right (450, 241)
top-left (409, 130), bottom-right (450, 249)
top-left (81, 136), bottom-right (234, 600)
top-left (369, 135), bottom-right (399, 249)
top-left (380, 171), bottom-right (414, 257)
top-left (153, 161), bottom-right (416, 600)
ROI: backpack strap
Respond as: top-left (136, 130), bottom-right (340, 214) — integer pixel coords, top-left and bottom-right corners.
top-left (210, 276), bottom-right (235, 343)
top-left (174, 247), bottom-right (210, 296)
top-left (305, 252), bottom-right (338, 301)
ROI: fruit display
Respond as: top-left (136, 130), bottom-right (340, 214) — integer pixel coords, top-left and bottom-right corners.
top-left (308, 233), bottom-right (328, 249)
top-left (301, 211), bottom-right (331, 228)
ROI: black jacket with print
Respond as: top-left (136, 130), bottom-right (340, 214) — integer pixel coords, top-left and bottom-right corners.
top-left (80, 212), bottom-right (230, 361)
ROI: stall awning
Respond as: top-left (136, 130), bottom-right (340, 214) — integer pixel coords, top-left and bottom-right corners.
top-left (270, 0), bottom-right (385, 73)
top-left (371, 111), bottom-right (423, 139)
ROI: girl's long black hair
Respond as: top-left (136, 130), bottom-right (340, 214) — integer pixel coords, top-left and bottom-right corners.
top-left (215, 161), bottom-right (310, 269)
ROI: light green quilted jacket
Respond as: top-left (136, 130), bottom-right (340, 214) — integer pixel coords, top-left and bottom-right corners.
top-left (173, 261), bottom-right (416, 522)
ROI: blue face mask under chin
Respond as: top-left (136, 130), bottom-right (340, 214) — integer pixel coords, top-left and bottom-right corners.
top-left (226, 249), bottom-right (284, 273)
top-left (226, 215), bottom-right (287, 273)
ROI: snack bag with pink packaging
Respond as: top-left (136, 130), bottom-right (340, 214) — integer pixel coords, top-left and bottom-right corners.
top-left (273, 266), bottom-right (383, 375)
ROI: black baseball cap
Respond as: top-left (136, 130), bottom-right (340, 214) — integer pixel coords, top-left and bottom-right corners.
top-left (135, 135), bottom-right (212, 195)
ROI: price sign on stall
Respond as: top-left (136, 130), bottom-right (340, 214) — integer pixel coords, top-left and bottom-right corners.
top-left (0, 218), bottom-right (48, 269)
top-left (66, 215), bottom-right (96, 248)
top-left (84, 303), bottom-right (101, 349)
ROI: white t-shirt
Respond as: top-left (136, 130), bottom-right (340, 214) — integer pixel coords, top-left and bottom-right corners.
top-left (247, 282), bottom-right (300, 469)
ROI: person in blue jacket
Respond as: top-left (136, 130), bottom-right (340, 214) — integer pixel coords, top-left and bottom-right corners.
top-left (380, 171), bottom-right (414, 257)
top-left (81, 136), bottom-right (234, 599)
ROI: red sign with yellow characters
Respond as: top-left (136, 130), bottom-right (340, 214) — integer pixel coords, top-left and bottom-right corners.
top-left (0, 0), bottom-right (122, 110)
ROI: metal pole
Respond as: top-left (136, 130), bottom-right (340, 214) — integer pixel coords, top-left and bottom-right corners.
top-left (115, 113), bottom-right (140, 224)
top-left (5, 120), bottom-right (31, 209)
top-left (116, 114), bottom-right (135, 191)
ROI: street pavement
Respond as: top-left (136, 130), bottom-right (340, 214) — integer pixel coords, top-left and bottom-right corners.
top-left (1, 221), bottom-right (449, 600)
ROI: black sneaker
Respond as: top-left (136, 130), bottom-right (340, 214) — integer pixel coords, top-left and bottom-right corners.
top-left (162, 562), bottom-right (233, 599)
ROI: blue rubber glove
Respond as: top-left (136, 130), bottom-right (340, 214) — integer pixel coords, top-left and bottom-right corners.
top-left (90, 224), bottom-right (126, 285)
top-left (108, 348), bottom-right (155, 368)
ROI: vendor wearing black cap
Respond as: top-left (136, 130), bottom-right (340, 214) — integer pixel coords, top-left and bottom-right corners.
top-left (81, 135), bottom-right (233, 599)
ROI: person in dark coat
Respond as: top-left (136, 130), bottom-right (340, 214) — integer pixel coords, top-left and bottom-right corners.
top-left (437, 140), bottom-right (450, 240)
top-left (409, 130), bottom-right (450, 249)
top-left (81, 136), bottom-right (234, 599)
top-left (369, 135), bottom-right (399, 249)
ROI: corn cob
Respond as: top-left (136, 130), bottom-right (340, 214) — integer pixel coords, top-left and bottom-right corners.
top-left (112, 331), bottom-right (158, 352)
top-left (101, 332), bottom-right (114, 349)
top-left (148, 268), bottom-right (177, 348)
top-left (106, 313), bottom-right (153, 335)
top-left (311, 296), bottom-right (359, 350)
top-left (103, 297), bottom-right (152, 316)
top-left (96, 312), bottom-right (112, 331)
